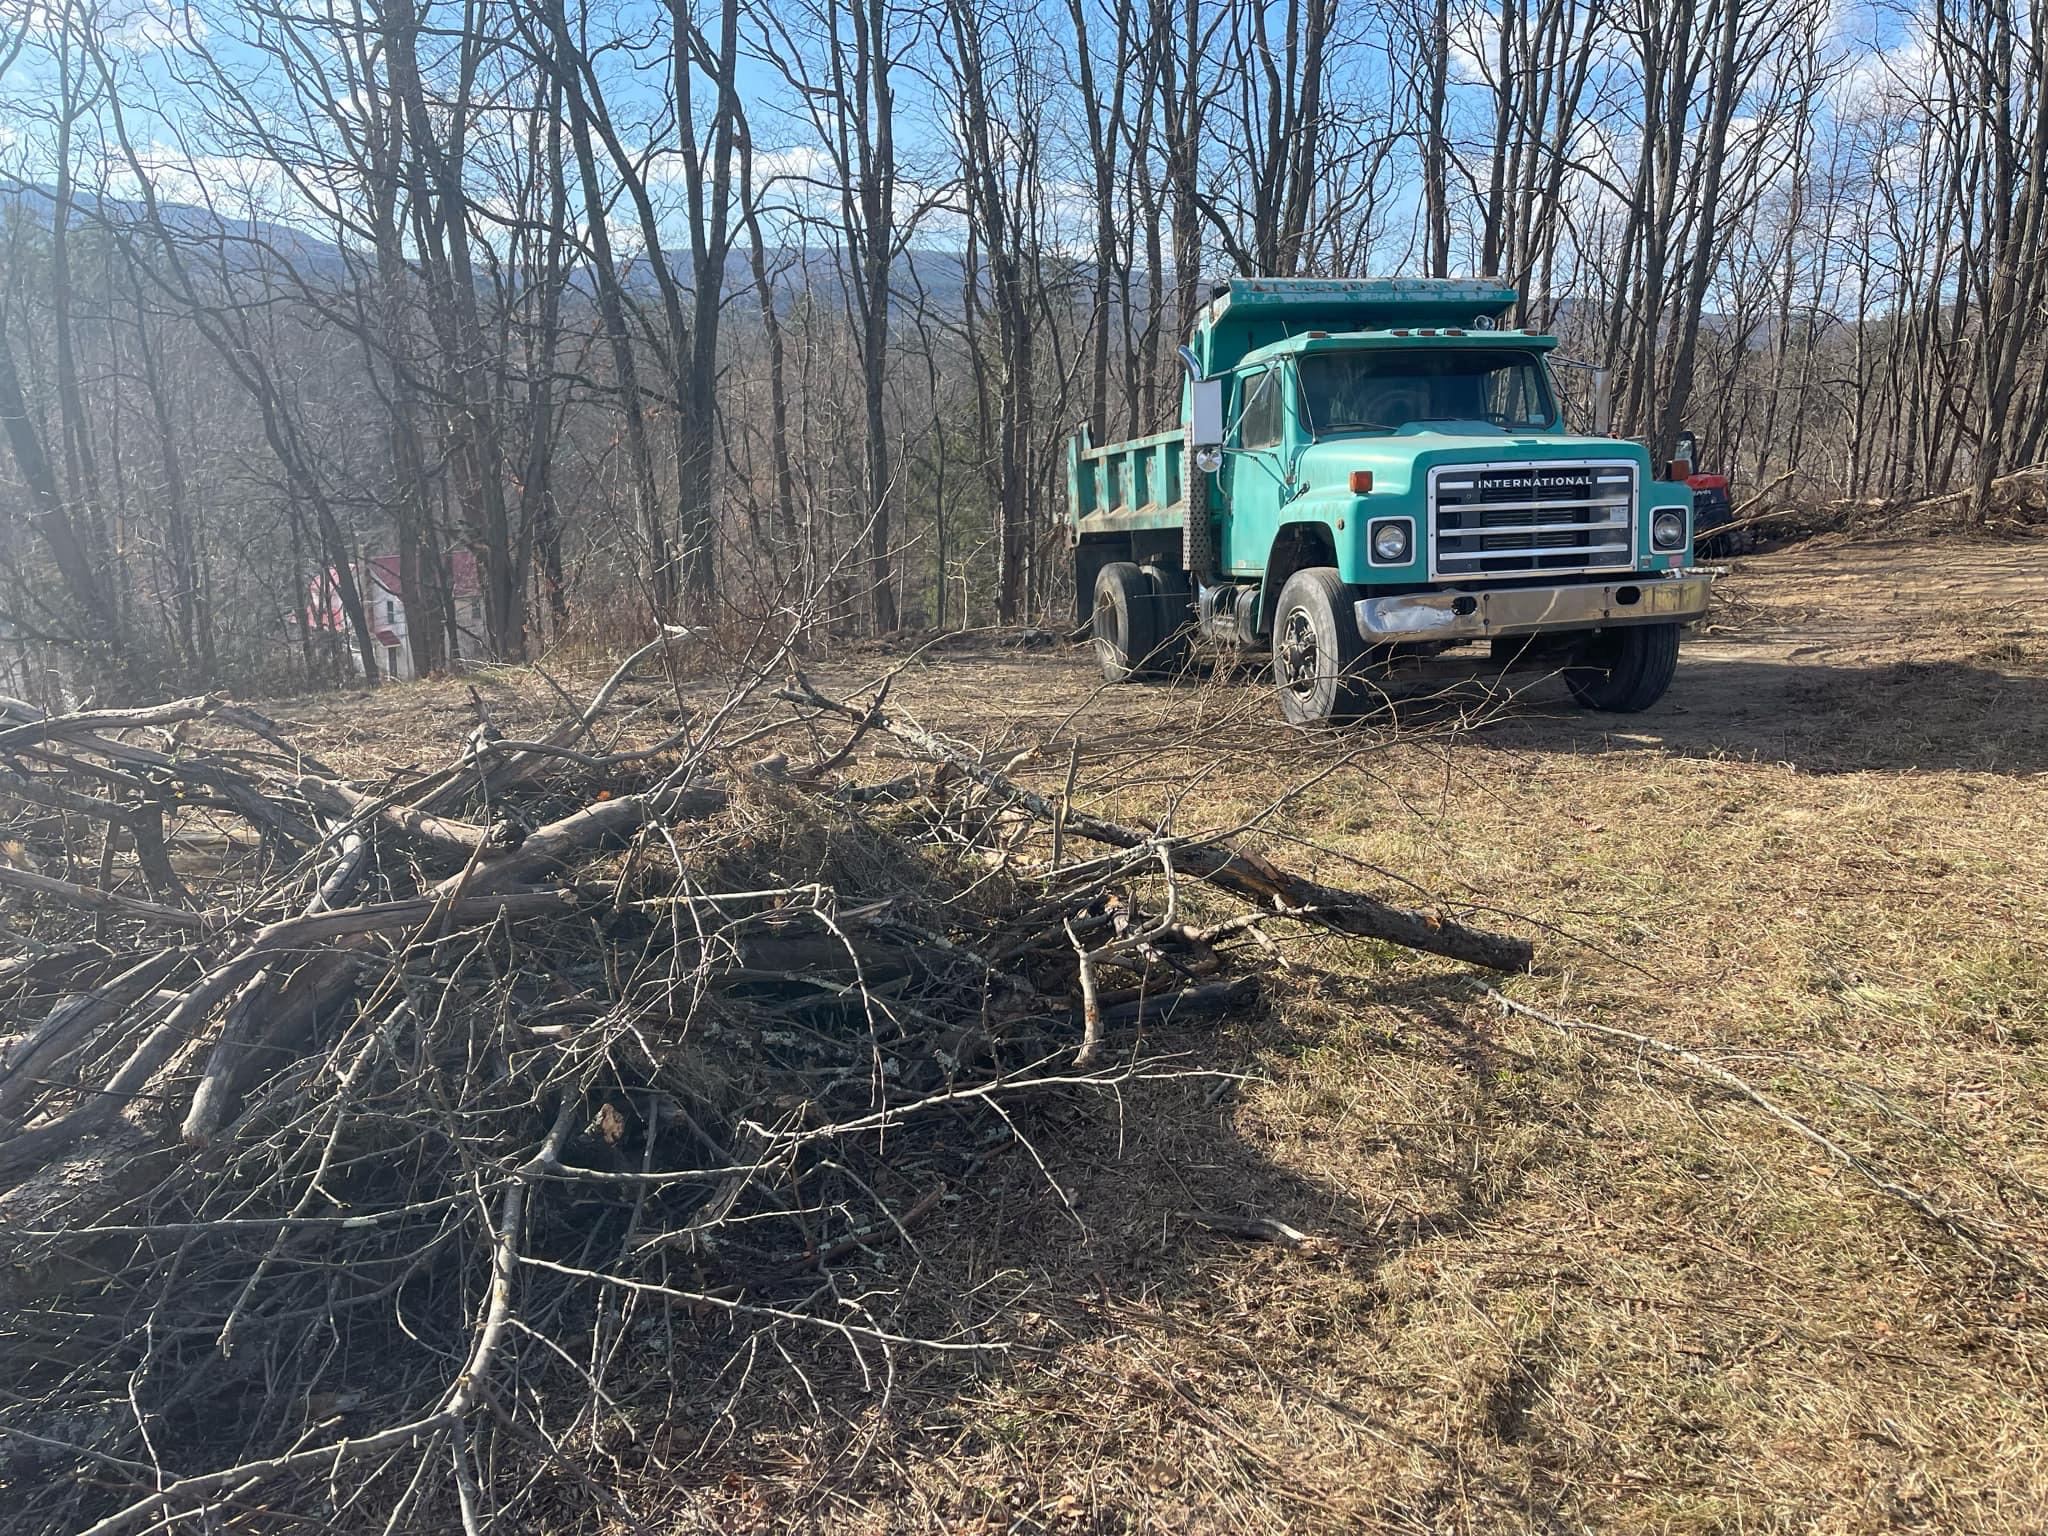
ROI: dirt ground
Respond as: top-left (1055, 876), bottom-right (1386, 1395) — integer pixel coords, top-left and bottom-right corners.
top-left (265, 535), bottom-right (2048, 1534)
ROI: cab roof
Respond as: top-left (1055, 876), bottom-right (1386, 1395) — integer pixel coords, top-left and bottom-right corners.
top-left (1189, 276), bottom-right (1524, 373)
top-left (1237, 327), bottom-right (1560, 370)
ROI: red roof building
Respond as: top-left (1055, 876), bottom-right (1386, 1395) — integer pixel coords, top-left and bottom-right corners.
top-left (296, 554), bottom-right (489, 679)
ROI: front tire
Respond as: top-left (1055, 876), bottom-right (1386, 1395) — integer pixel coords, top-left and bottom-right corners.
top-left (1564, 622), bottom-right (1680, 712)
top-left (1270, 567), bottom-right (1368, 727)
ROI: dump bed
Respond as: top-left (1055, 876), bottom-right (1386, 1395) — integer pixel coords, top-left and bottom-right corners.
top-left (1066, 425), bottom-right (1189, 539)
top-left (1184, 276), bottom-right (1517, 375)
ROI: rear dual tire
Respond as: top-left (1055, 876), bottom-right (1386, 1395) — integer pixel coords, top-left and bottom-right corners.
top-left (1091, 561), bottom-right (1191, 683)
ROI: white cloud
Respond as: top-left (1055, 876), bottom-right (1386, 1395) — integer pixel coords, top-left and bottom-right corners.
top-left (101, 0), bottom-right (199, 50)
top-left (752, 144), bottom-right (833, 188)
top-left (1830, 2), bottom-right (1937, 112)
top-left (1447, 2), bottom-right (1498, 86)
top-left (103, 143), bottom-right (304, 225)
top-left (0, 0), bottom-right (204, 52)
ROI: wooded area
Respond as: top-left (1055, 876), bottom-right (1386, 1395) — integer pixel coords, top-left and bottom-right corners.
top-left (0, 0), bottom-right (2044, 699)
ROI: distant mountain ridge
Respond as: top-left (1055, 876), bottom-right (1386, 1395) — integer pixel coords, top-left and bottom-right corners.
top-left (0, 180), bottom-right (1006, 309)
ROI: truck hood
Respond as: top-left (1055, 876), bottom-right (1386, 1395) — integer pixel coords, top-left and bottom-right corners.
top-left (1293, 429), bottom-right (1649, 494)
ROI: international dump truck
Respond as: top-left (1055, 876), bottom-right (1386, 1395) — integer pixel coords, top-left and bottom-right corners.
top-left (1064, 277), bottom-right (1713, 726)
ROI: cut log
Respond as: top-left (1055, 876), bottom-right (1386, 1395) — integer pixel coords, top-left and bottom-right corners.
top-left (294, 775), bottom-right (505, 855)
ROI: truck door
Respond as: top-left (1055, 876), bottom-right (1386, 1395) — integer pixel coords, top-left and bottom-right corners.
top-left (1222, 367), bottom-right (1287, 575)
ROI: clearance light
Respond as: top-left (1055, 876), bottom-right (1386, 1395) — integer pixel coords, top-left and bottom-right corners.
top-left (1349, 470), bottom-right (1375, 494)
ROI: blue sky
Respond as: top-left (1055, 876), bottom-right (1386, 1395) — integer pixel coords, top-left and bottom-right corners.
top-left (0, 0), bottom-right (1934, 293)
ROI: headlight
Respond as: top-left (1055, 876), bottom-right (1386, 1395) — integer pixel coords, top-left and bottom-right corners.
top-left (1652, 509), bottom-right (1687, 550)
top-left (1370, 520), bottom-right (1412, 563)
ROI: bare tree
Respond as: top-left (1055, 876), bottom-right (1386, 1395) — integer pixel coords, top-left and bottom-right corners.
top-left (0, 0), bottom-right (2040, 702)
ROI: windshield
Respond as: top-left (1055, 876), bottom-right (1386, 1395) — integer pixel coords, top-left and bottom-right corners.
top-left (1297, 348), bottom-right (1556, 434)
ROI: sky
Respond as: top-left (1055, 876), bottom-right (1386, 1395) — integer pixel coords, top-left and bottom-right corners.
top-left (0, 0), bottom-right (1938, 286)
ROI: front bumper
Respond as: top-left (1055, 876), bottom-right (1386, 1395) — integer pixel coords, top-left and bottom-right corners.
top-left (1355, 572), bottom-right (1712, 644)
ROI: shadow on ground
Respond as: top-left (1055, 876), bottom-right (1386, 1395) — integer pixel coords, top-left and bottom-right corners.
top-left (645, 970), bottom-right (1595, 1535)
top-left (1466, 656), bottom-right (2048, 775)
top-left (1227, 642), bottom-right (2048, 776)
top-left (886, 641), bottom-right (2048, 780)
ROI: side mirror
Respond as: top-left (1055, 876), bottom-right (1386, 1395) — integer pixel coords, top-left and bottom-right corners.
top-left (1547, 357), bottom-right (1614, 436)
top-left (1187, 376), bottom-right (1225, 450)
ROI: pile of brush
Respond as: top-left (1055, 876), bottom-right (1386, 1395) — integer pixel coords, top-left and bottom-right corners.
top-left (0, 638), bottom-right (1527, 1534)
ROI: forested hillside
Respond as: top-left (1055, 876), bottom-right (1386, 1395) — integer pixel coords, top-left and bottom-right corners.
top-left (0, 0), bottom-right (2043, 698)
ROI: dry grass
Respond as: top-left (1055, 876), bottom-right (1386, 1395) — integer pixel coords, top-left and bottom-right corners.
top-left (242, 537), bottom-right (2048, 1534)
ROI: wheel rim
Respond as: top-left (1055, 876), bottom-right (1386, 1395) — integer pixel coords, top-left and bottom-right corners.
top-left (1279, 607), bottom-right (1320, 698)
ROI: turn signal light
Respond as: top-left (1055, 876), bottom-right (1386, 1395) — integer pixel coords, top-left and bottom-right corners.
top-left (1349, 470), bottom-right (1375, 494)
top-left (1667, 458), bottom-right (1693, 479)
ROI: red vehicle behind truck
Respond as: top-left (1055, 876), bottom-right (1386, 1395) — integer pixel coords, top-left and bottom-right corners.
top-left (1673, 430), bottom-right (1749, 556)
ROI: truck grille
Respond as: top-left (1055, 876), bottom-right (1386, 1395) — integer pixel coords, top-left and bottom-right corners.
top-left (1429, 462), bottom-right (1637, 578)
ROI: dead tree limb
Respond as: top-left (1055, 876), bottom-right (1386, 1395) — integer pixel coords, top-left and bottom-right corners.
top-left (0, 865), bottom-right (215, 931)
top-left (0, 950), bottom-right (189, 1122)
top-left (1475, 981), bottom-right (2042, 1274)
top-left (294, 775), bottom-right (504, 855)
top-left (431, 786), bottom-right (724, 897)
top-left (0, 695), bottom-right (218, 752)
top-left (786, 678), bottom-right (1532, 972)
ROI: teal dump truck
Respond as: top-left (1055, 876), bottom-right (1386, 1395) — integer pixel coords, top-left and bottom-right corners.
top-left (1065, 277), bottom-right (1712, 725)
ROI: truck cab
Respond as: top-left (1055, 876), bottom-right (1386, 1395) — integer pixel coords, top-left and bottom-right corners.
top-left (1066, 277), bottom-right (1711, 725)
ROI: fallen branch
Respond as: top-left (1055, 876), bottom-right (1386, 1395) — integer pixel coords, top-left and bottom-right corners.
top-left (1175, 1210), bottom-right (1313, 1248)
top-left (428, 785), bottom-right (724, 898)
top-left (0, 950), bottom-right (189, 1122)
top-left (180, 831), bottom-right (370, 1147)
top-left (0, 864), bottom-right (215, 931)
top-left (785, 676), bottom-right (1531, 973)
top-left (1475, 981), bottom-right (2041, 1274)
top-left (0, 695), bottom-right (218, 753)
top-left (1095, 976), bottom-right (1257, 1027)
top-left (294, 776), bottom-right (506, 855)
